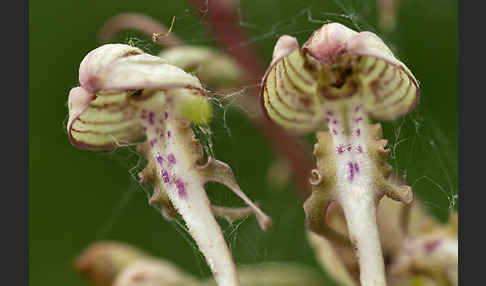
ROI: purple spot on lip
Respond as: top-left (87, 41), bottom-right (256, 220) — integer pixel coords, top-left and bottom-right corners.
top-left (161, 169), bottom-right (170, 183)
top-left (148, 112), bottom-right (155, 125)
top-left (156, 154), bottom-right (164, 165)
top-left (167, 131), bottom-right (171, 138)
top-left (356, 146), bottom-right (363, 153)
top-left (356, 128), bottom-right (361, 136)
top-left (346, 144), bottom-right (352, 151)
top-left (337, 145), bottom-right (344, 154)
top-left (150, 138), bottom-right (157, 147)
top-left (348, 162), bottom-right (355, 181)
top-left (175, 178), bottom-right (187, 198)
top-left (168, 153), bottom-right (176, 165)
top-left (332, 129), bottom-right (337, 135)
top-left (354, 117), bottom-right (363, 123)
top-left (164, 112), bottom-right (168, 119)
top-left (332, 120), bottom-right (338, 124)
top-left (354, 163), bottom-right (359, 173)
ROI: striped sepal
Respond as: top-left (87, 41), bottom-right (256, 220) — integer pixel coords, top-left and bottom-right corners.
top-left (263, 50), bottom-right (324, 133)
top-left (357, 56), bottom-right (419, 120)
top-left (68, 88), bottom-right (143, 150)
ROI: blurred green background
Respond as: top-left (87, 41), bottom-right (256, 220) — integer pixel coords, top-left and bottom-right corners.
top-left (29, 0), bottom-right (457, 285)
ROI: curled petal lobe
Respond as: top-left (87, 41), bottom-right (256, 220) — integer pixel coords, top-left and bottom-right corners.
top-left (79, 44), bottom-right (204, 93)
top-left (68, 90), bottom-right (144, 150)
top-left (269, 35), bottom-right (300, 70)
top-left (101, 54), bottom-right (204, 92)
top-left (68, 86), bottom-right (95, 130)
top-left (262, 38), bottom-right (324, 133)
top-left (79, 44), bottom-right (144, 93)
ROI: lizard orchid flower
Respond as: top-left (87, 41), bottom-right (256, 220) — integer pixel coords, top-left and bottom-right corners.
top-left (261, 23), bottom-right (420, 286)
top-left (68, 44), bottom-right (271, 286)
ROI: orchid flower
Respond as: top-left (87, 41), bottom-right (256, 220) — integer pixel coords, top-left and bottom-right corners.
top-left (67, 43), bottom-right (272, 286)
top-left (261, 23), bottom-right (420, 286)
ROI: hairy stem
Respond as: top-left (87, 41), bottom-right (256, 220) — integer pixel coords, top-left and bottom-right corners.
top-left (339, 189), bottom-right (385, 285)
top-left (318, 100), bottom-right (388, 285)
top-left (141, 108), bottom-right (239, 286)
